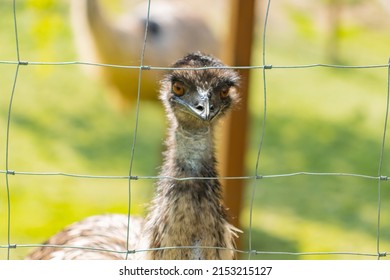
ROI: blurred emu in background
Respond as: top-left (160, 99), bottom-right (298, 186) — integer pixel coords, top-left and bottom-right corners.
top-left (71, 0), bottom-right (226, 108)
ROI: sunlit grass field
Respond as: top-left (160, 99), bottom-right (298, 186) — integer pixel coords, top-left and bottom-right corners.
top-left (1, 0), bottom-right (390, 259)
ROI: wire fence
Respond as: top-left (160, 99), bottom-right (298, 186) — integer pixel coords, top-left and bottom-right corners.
top-left (1, 0), bottom-right (389, 260)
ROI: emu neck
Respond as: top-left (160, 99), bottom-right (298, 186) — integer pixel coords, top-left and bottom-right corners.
top-left (143, 121), bottom-right (231, 259)
top-left (164, 124), bottom-right (217, 178)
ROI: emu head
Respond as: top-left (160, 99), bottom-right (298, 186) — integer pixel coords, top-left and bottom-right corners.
top-left (160, 52), bottom-right (240, 130)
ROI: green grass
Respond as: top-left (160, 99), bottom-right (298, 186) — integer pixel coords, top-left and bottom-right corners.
top-left (1, 0), bottom-right (390, 260)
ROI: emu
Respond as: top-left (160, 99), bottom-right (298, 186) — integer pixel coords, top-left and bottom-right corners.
top-left (71, 0), bottom-right (223, 107)
top-left (27, 52), bottom-right (241, 260)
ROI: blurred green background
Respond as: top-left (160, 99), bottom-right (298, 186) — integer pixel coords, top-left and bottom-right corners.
top-left (1, 0), bottom-right (390, 260)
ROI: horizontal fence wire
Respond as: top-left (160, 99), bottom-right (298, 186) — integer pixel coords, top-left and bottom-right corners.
top-left (1, 60), bottom-right (390, 70)
top-left (0, 169), bottom-right (387, 181)
top-left (1, 0), bottom-right (389, 260)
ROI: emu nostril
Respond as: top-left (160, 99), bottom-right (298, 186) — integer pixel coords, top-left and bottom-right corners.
top-left (195, 104), bottom-right (205, 111)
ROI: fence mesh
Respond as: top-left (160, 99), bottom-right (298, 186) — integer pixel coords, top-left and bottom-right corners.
top-left (1, 0), bottom-right (389, 260)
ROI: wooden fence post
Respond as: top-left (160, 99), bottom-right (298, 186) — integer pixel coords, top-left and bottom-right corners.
top-left (219, 0), bottom-right (256, 252)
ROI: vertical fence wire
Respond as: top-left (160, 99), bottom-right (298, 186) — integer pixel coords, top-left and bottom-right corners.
top-left (125, 0), bottom-right (152, 260)
top-left (248, 0), bottom-right (272, 260)
top-left (375, 58), bottom-right (390, 259)
top-left (3, 0), bottom-right (23, 260)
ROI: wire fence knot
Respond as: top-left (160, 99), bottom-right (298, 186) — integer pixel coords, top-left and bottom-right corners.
top-left (248, 249), bottom-right (257, 255)
top-left (140, 65), bottom-right (151, 70)
top-left (6, 170), bottom-right (15, 175)
top-left (379, 175), bottom-right (388, 181)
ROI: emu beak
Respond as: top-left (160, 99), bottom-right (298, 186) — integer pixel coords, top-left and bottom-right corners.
top-left (192, 97), bottom-right (212, 121)
top-left (171, 90), bottom-right (219, 122)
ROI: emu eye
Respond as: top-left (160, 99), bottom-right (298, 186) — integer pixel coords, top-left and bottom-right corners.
top-left (220, 86), bottom-right (230, 98)
top-left (172, 81), bottom-right (185, 96)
